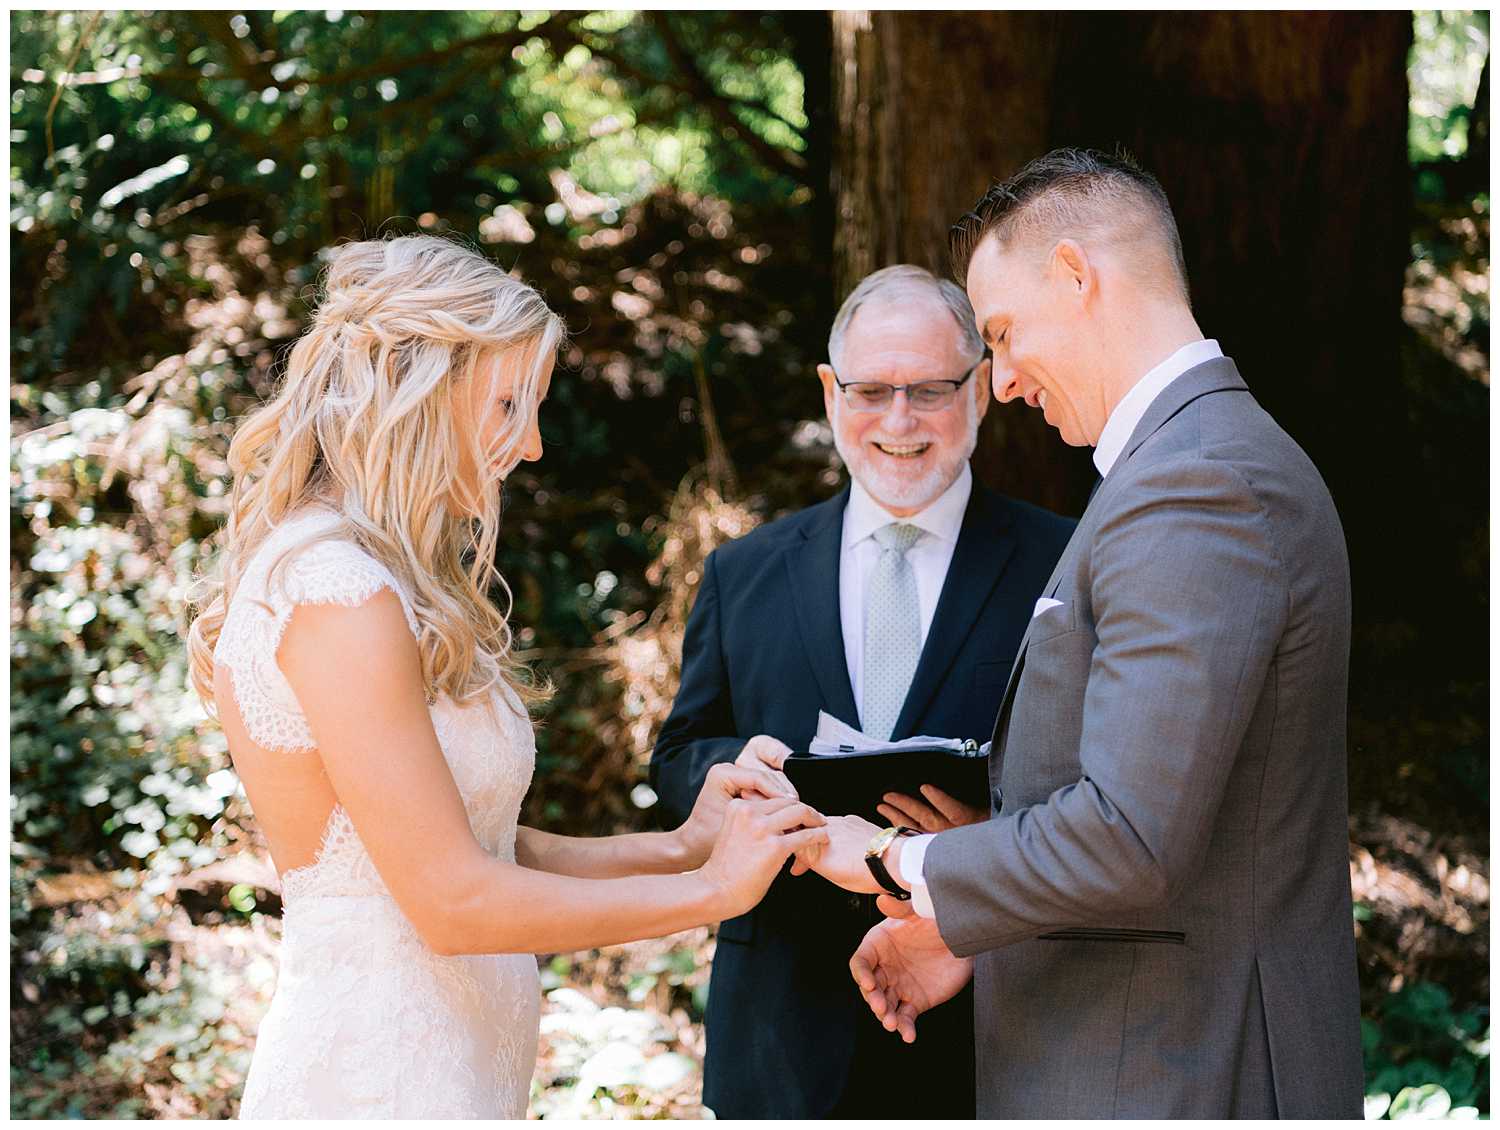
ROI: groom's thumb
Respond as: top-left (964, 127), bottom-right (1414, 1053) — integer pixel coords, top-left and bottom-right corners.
top-left (876, 894), bottom-right (915, 919)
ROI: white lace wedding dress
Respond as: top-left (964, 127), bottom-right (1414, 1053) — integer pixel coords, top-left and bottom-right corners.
top-left (214, 508), bottom-right (541, 1118)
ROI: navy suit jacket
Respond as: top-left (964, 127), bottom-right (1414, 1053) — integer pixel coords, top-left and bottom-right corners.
top-left (650, 480), bottom-right (1075, 1118)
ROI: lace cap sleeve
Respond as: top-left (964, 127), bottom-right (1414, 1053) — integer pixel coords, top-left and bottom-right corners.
top-left (215, 525), bottom-right (421, 752)
top-left (273, 538), bottom-right (422, 636)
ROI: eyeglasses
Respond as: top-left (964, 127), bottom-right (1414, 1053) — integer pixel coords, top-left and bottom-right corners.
top-left (831, 361), bottom-right (981, 413)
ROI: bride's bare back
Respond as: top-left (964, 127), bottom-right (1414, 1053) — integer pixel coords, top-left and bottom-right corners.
top-left (213, 662), bottom-right (336, 879)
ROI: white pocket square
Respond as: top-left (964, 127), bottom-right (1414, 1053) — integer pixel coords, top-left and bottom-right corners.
top-left (1032, 597), bottom-right (1065, 619)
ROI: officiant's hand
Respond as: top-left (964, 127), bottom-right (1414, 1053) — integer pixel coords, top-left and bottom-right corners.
top-left (850, 916), bottom-right (974, 1044)
top-left (677, 762), bottom-right (799, 869)
top-left (878, 784), bottom-right (987, 833)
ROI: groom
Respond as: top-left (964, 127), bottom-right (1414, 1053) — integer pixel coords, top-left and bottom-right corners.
top-left (650, 264), bottom-right (1074, 1118)
top-left (812, 149), bottom-right (1364, 1118)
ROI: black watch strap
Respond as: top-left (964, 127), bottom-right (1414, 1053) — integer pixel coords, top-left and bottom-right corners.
top-left (865, 827), bottom-right (918, 900)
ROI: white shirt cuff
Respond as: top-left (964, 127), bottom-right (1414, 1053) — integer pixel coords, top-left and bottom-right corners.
top-left (900, 833), bottom-right (937, 919)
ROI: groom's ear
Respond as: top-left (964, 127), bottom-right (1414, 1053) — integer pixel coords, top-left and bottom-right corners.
top-left (973, 357), bottom-right (994, 420)
top-left (1051, 239), bottom-right (1095, 307)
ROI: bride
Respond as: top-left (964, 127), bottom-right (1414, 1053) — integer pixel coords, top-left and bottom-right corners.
top-left (185, 235), bottom-right (827, 1118)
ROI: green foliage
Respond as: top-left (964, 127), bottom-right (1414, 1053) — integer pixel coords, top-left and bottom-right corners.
top-left (1364, 982), bottom-right (1490, 1119)
top-left (1408, 11), bottom-right (1489, 165)
top-left (11, 10), bottom-right (826, 1118)
top-left (9, 11), bottom-right (812, 380)
top-left (8, 9), bottom-right (1489, 1121)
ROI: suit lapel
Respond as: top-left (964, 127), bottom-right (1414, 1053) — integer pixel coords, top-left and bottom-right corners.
top-left (1118, 356), bottom-right (1248, 468)
top-left (890, 487), bottom-right (1017, 740)
top-left (987, 356), bottom-right (1252, 748)
top-left (785, 489), bottom-right (860, 728)
top-left (988, 520), bottom-right (1083, 744)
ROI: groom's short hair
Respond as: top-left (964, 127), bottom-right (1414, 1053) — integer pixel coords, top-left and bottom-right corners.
top-left (949, 148), bottom-right (1190, 304)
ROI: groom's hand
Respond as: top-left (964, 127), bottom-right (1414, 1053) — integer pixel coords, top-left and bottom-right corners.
top-left (850, 916), bottom-right (973, 1044)
top-left (807, 814), bottom-right (884, 894)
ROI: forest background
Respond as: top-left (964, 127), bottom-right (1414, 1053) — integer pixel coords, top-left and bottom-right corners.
top-left (9, 10), bottom-right (1490, 1119)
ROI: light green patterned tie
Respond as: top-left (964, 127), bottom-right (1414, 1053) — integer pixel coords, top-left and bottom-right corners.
top-left (863, 523), bottom-right (923, 741)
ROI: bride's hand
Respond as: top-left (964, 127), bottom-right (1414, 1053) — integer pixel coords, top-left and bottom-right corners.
top-left (676, 761), bottom-right (798, 869)
top-left (698, 796), bottom-right (828, 920)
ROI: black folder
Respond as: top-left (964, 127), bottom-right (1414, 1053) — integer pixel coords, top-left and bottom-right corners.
top-left (782, 746), bottom-right (991, 826)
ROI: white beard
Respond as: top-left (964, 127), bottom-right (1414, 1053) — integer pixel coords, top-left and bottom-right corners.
top-left (831, 392), bottom-right (980, 512)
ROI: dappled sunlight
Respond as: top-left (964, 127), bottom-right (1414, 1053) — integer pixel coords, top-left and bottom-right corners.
top-left (8, 7), bottom-right (1488, 1120)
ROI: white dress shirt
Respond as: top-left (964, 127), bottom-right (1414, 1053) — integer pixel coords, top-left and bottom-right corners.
top-left (902, 339), bottom-right (1224, 919)
top-left (839, 464), bottom-right (972, 721)
top-left (1092, 339), bottom-right (1223, 478)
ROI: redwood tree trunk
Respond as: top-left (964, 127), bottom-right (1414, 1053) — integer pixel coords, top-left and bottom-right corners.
top-left (832, 11), bottom-right (1414, 605)
top-left (831, 12), bottom-right (1087, 515)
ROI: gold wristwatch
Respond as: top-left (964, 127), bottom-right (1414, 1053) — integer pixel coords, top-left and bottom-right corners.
top-left (864, 826), bottom-right (917, 900)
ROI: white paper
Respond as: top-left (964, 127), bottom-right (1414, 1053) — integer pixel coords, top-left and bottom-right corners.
top-left (807, 710), bottom-right (989, 757)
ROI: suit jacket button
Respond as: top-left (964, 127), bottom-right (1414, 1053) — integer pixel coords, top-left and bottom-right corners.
top-left (847, 894), bottom-right (863, 912)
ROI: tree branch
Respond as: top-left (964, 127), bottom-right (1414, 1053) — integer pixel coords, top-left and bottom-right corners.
top-left (553, 21), bottom-right (805, 145)
top-left (644, 13), bottom-right (807, 180)
top-left (287, 17), bottom-right (562, 90)
top-left (186, 11), bottom-right (268, 87)
top-left (45, 10), bottom-right (103, 163)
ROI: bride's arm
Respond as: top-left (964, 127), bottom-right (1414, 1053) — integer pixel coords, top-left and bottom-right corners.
top-left (279, 590), bottom-right (825, 956)
top-left (515, 826), bottom-right (689, 879)
top-left (515, 759), bottom-right (799, 879)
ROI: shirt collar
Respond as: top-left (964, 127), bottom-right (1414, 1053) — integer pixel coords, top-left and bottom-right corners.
top-left (845, 463), bottom-right (973, 549)
top-left (1093, 339), bottom-right (1223, 478)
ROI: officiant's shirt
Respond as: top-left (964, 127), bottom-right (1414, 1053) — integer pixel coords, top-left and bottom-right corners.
top-left (840, 463), bottom-right (972, 722)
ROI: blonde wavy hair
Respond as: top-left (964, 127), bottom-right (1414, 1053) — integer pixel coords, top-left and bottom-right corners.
top-left (187, 234), bottom-right (564, 712)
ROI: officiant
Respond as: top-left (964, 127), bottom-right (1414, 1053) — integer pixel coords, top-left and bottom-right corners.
top-left (649, 264), bottom-right (1074, 1119)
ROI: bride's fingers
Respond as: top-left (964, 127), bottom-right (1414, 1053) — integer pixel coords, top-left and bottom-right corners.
top-left (761, 801), bottom-right (826, 833)
top-left (779, 827), bottom-right (830, 860)
top-left (736, 794), bottom-right (802, 821)
top-left (718, 764), bottom-right (798, 801)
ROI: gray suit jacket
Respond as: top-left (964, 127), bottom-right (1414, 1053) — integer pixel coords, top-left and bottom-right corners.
top-left (924, 358), bottom-right (1363, 1118)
